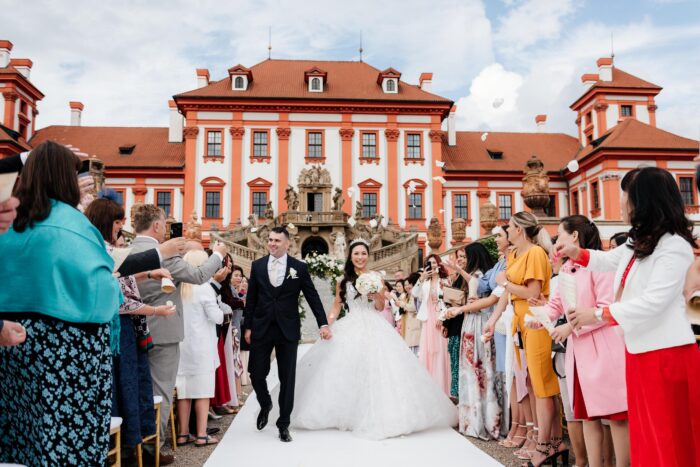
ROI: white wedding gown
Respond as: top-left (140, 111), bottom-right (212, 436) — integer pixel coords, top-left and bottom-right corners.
top-left (290, 283), bottom-right (458, 440)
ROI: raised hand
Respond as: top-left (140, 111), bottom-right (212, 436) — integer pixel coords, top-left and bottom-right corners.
top-left (555, 240), bottom-right (581, 261)
top-left (213, 241), bottom-right (229, 257)
top-left (159, 237), bottom-right (186, 258)
top-left (148, 268), bottom-right (172, 281)
top-left (0, 197), bottom-right (19, 234)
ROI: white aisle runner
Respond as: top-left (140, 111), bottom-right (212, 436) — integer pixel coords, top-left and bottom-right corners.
top-left (205, 344), bottom-right (503, 467)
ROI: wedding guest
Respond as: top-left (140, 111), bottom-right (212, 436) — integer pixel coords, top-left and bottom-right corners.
top-left (129, 205), bottom-right (225, 463)
top-left (413, 254), bottom-right (451, 395)
top-left (231, 267), bottom-right (250, 389)
top-left (394, 270), bottom-right (406, 282)
top-left (0, 141), bottom-right (122, 466)
top-left (484, 211), bottom-right (565, 466)
top-left (561, 167), bottom-right (700, 466)
top-left (0, 197), bottom-right (19, 234)
top-left (380, 281), bottom-right (397, 327)
top-left (399, 274), bottom-right (422, 355)
top-left (542, 216), bottom-right (628, 466)
top-left (176, 249), bottom-right (225, 447)
top-left (85, 199), bottom-right (176, 458)
top-left (442, 248), bottom-right (468, 400)
top-left (609, 232), bottom-right (629, 250)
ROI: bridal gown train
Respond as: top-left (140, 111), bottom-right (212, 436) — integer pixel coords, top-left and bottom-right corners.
top-left (290, 283), bottom-right (458, 440)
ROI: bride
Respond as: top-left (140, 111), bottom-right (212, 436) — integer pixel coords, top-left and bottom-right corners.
top-left (290, 238), bottom-right (457, 440)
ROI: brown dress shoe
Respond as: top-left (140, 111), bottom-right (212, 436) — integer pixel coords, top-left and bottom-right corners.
top-left (143, 450), bottom-right (175, 466)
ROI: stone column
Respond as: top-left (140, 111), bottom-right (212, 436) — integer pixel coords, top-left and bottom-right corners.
top-left (339, 128), bottom-right (355, 215)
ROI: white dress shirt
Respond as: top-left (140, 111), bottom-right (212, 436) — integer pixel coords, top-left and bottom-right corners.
top-left (267, 254), bottom-right (288, 287)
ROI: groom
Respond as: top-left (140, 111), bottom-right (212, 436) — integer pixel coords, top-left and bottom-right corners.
top-left (244, 226), bottom-right (332, 442)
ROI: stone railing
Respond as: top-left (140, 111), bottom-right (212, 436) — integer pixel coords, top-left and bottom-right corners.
top-left (278, 211), bottom-right (349, 226)
top-left (370, 234), bottom-right (419, 275)
top-left (211, 233), bottom-right (264, 276)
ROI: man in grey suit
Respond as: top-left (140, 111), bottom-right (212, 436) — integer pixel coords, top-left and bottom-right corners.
top-left (130, 204), bottom-right (227, 462)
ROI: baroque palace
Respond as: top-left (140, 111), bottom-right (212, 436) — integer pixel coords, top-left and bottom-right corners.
top-left (1, 39), bottom-right (698, 270)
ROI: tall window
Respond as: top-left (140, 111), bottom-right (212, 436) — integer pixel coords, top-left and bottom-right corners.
top-left (545, 194), bottom-right (557, 217)
top-left (408, 193), bottom-right (423, 219)
top-left (362, 193), bottom-right (377, 218)
top-left (307, 131), bottom-right (323, 158)
top-left (253, 131), bottom-right (269, 157)
top-left (234, 76), bottom-right (244, 89)
top-left (498, 194), bottom-right (513, 220)
top-left (156, 191), bottom-right (172, 217)
top-left (572, 190), bottom-right (579, 215)
top-left (591, 181), bottom-right (600, 210)
top-left (386, 79), bottom-right (396, 92)
top-left (205, 191), bottom-right (221, 218)
top-left (680, 177), bottom-right (695, 206)
top-left (311, 77), bottom-right (320, 91)
top-left (207, 130), bottom-right (222, 157)
top-left (621, 105), bottom-right (633, 117)
top-left (252, 191), bottom-right (267, 217)
top-left (406, 133), bottom-right (421, 159)
top-left (362, 132), bottom-right (377, 158)
top-left (113, 190), bottom-right (124, 208)
top-left (453, 194), bottom-right (468, 220)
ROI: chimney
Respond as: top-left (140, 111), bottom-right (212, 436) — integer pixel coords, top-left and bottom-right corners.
top-left (168, 100), bottom-right (184, 143)
top-left (0, 40), bottom-right (12, 68)
top-left (9, 58), bottom-right (32, 79)
top-left (69, 101), bottom-right (84, 126)
top-left (581, 73), bottom-right (599, 89)
top-left (597, 57), bottom-right (613, 82)
top-left (419, 72), bottom-right (433, 92)
top-left (448, 105), bottom-right (456, 146)
top-left (196, 69), bottom-right (210, 88)
top-left (535, 114), bottom-right (547, 132)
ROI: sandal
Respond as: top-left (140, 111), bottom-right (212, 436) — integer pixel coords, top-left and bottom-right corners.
top-left (176, 433), bottom-right (195, 445)
top-left (515, 426), bottom-right (537, 460)
top-left (195, 435), bottom-right (219, 447)
top-left (214, 405), bottom-right (239, 415)
top-left (524, 442), bottom-right (554, 467)
top-left (498, 422), bottom-right (520, 447)
top-left (551, 436), bottom-right (570, 465)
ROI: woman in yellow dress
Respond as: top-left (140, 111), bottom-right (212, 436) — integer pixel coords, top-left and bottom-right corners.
top-left (485, 212), bottom-right (565, 467)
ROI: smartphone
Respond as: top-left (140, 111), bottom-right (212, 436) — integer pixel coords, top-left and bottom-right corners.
top-left (78, 159), bottom-right (91, 175)
top-left (425, 263), bottom-right (433, 272)
top-left (169, 222), bottom-right (183, 238)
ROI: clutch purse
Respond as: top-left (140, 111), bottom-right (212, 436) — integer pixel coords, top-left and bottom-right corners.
top-left (443, 286), bottom-right (466, 306)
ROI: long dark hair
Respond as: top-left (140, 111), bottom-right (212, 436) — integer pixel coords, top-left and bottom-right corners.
top-left (464, 242), bottom-right (495, 275)
top-left (85, 198), bottom-right (125, 244)
top-left (13, 141), bottom-right (82, 232)
top-left (621, 167), bottom-right (697, 259)
top-left (425, 254), bottom-right (448, 279)
top-left (339, 241), bottom-right (370, 305)
top-left (560, 215), bottom-right (603, 250)
top-left (610, 232), bottom-right (629, 248)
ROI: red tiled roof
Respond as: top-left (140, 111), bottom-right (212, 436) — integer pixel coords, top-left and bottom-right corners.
top-left (591, 67), bottom-right (661, 91)
top-left (0, 124), bottom-right (31, 151)
top-left (29, 126), bottom-right (184, 168)
top-left (442, 131), bottom-right (580, 173)
top-left (176, 59), bottom-right (451, 104)
top-left (576, 118), bottom-right (699, 160)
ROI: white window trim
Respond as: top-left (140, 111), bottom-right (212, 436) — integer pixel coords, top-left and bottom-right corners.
top-left (232, 75), bottom-right (248, 91)
top-left (308, 77), bottom-right (324, 93)
top-left (383, 78), bottom-right (398, 94)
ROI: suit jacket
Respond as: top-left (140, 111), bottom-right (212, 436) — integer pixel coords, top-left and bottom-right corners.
top-left (130, 236), bottom-right (222, 345)
top-left (0, 154), bottom-right (23, 174)
top-left (243, 255), bottom-right (327, 342)
top-left (118, 249), bottom-right (160, 277)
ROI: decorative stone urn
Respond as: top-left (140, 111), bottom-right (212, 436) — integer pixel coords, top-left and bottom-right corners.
top-left (522, 155), bottom-right (550, 217)
top-left (480, 202), bottom-right (498, 234)
top-left (451, 218), bottom-right (466, 244)
top-left (427, 217), bottom-right (443, 250)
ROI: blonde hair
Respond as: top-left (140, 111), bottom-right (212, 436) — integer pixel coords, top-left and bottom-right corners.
top-left (180, 249), bottom-right (210, 301)
top-left (512, 211), bottom-right (552, 254)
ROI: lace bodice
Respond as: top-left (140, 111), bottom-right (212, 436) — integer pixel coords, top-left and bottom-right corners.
top-left (345, 283), bottom-right (373, 314)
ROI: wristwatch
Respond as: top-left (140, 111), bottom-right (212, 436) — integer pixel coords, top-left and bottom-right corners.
top-left (594, 308), bottom-right (604, 322)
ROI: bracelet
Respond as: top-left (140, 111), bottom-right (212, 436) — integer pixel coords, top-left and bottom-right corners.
top-left (147, 271), bottom-right (152, 279)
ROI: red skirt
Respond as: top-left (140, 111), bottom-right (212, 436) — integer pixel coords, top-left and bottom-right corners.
top-left (572, 363), bottom-right (627, 421)
top-left (626, 344), bottom-right (700, 467)
top-left (210, 332), bottom-right (231, 406)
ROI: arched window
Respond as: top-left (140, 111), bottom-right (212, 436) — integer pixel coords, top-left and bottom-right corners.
top-left (386, 79), bottom-right (396, 92)
top-left (234, 76), bottom-right (244, 89)
top-left (311, 77), bottom-right (321, 91)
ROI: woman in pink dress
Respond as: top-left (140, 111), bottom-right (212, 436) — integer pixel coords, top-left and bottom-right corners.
top-left (412, 254), bottom-right (451, 395)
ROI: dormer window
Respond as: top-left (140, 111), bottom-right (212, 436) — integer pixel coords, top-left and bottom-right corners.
top-left (377, 68), bottom-right (401, 94)
top-left (487, 150), bottom-right (503, 160)
top-left (119, 145), bottom-right (136, 155)
top-left (228, 64), bottom-right (253, 91)
top-left (305, 67), bottom-right (327, 93)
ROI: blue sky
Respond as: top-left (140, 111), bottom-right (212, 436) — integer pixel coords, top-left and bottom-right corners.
top-left (2, 0), bottom-right (699, 140)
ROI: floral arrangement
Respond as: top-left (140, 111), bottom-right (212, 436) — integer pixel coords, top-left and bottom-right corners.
top-left (304, 253), bottom-right (344, 294)
top-left (355, 271), bottom-right (384, 296)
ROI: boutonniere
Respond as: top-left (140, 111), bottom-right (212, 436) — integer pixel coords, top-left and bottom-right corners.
top-left (287, 267), bottom-right (298, 280)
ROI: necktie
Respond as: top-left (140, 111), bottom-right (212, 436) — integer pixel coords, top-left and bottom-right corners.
top-left (270, 258), bottom-right (279, 286)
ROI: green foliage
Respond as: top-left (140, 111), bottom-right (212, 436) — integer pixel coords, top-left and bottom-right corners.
top-left (479, 236), bottom-right (500, 263)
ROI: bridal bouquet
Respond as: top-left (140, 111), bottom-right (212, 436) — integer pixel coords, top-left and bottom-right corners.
top-left (355, 271), bottom-right (384, 296)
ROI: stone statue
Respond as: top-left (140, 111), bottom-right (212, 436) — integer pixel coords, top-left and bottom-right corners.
top-left (427, 217), bottom-right (442, 250)
top-left (284, 185), bottom-right (299, 211)
top-left (264, 201), bottom-right (274, 220)
top-left (310, 167), bottom-right (320, 184)
top-left (354, 200), bottom-right (363, 220)
top-left (185, 210), bottom-right (202, 241)
top-left (287, 222), bottom-right (300, 257)
top-left (332, 187), bottom-right (344, 212)
top-left (479, 202), bottom-right (498, 234)
top-left (330, 231), bottom-right (347, 259)
top-left (247, 214), bottom-right (256, 227)
top-left (522, 155), bottom-right (551, 216)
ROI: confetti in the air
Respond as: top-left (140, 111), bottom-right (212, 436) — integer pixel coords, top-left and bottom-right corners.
top-left (347, 187), bottom-right (355, 197)
top-left (347, 217), bottom-right (357, 227)
top-left (369, 219), bottom-right (378, 228)
top-left (250, 227), bottom-right (258, 233)
top-left (435, 160), bottom-right (446, 168)
top-left (287, 223), bottom-right (295, 230)
top-left (481, 132), bottom-right (488, 142)
top-left (567, 160), bottom-right (580, 173)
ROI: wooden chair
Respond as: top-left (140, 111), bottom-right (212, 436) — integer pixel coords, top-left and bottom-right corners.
top-left (108, 417), bottom-right (123, 467)
top-left (170, 389), bottom-right (178, 451)
top-left (136, 396), bottom-right (161, 467)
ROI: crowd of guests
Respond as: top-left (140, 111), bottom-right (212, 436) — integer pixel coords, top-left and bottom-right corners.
top-left (0, 141), bottom-right (252, 466)
top-left (0, 141), bottom-right (699, 467)
top-left (382, 166), bottom-right (699, 467)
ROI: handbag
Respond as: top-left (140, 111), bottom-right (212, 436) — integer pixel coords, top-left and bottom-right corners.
top-left (443, 285), bottom-right (466, 306)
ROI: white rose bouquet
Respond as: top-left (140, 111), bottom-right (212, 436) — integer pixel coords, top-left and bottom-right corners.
top-left (355, 271), bottom-right (384, 297)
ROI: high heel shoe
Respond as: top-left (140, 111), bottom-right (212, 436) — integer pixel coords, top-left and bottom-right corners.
top-left (524, 442), bottom-right (556, 467)
top-left (551, 436), bottom-right (570, 465)
top-left (499, 422), bottom-right (521, 447)
top-left (515, 426), bottom-right (538, 460)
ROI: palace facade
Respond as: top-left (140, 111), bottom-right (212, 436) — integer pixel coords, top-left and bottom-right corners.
top-left (1, 39), bottom-right (698, 254)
